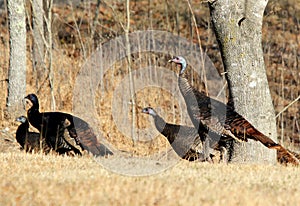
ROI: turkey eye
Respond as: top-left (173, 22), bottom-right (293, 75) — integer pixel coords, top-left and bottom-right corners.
top-left (175, 57), bottom-right (179, 60)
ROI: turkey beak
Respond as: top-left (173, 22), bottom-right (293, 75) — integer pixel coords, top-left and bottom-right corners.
top-left (168, 59), bottom-right (173, 63)
top-left (141, 108), bottom-right (148, 114)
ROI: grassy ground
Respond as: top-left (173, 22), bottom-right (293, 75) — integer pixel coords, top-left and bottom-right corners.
top-left (1, 152), bottom-right (300, 205)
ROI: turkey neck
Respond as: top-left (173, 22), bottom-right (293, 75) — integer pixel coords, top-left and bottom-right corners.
top-left (27, 104), bottom-right (42, 130)
top-left (178, 70), bottom-right (210, 134)
top-left (153, 115), bottom-right (167, 134)
top-left (153, 115), bottom-right (175, 143)
top-left (178, 71), bottom-right (194, 100)
top-left (178, 71), bottom-right (202, 118)
top-left (16, 120), bottom-right (29, 145)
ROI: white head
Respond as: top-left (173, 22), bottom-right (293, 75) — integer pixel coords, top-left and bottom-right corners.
top-left (141, 107), bottom-right (157, 117)
top-left (16, 115), bottom-right (27, 123)
top-left (168, 56), bottom-right (187, 74)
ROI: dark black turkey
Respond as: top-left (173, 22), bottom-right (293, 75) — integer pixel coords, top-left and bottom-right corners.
top-left (142, 107), bottom-right (231, 162)
top-left (15, 115), bottom-right (82, 155)
top-left (15, 115), bottom-right (50, 153)
top-left (169, 56), bottom-right (299, 165)
top-left (24, 93), bottom-right (113, 157)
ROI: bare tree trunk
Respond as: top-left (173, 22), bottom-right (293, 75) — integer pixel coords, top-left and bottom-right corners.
top-left (125, 0), bottom-right (137, 146)
top-left (43, 0), bottom-right (55, 110)
top-left (31, 0), bottom-right (45, 89)
top-left (6, 0), bottom-right (26, 119)
top-left (209, 0), bottom-right (277, 163)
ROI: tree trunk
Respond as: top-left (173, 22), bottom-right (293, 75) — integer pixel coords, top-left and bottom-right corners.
top-left (32, 0), bottom-right (45, 89)
top-left (6, 0), bottom-right (26, 119)
top-left (209, 0), bottom-right (277, 163)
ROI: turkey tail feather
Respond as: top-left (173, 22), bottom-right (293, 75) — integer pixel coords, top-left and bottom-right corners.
top-left (250, 132), bottom-right (299, 165)
top-left (276, 145), bottom-right (300, 166)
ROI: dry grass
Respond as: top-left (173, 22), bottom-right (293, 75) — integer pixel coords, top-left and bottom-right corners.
top-left (1, 152), bottom-right (300, 205)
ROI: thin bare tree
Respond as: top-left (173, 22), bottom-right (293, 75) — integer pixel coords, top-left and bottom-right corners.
top-left (31, 0), bottom-right (45, 89)
top-left (124, 0), bottom-right (137, 146)
top-left (6, 0), bottom-right (27, 119)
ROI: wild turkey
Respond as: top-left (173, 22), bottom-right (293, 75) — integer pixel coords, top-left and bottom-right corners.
top-left (15, 115), bottom-right (50, 153)
top-left (24, 93), bottom-right (113, 157)
top-left (142, 107), bottom-right (232, 162)
top-left (15, 115), bottom-right (82, 155)
top-left (169, 56), bottom-right (299, 165)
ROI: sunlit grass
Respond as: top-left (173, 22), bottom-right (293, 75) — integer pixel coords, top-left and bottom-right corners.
top-left (1, 152), bottom-right (300, 205)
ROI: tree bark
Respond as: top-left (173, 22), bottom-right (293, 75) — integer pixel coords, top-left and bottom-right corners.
top-left (6, 0), bottom-right (26, 119)
top-left (209, 0), bottom-right (277, 163)
top-left (32, 0), bottom-right (45, 89)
